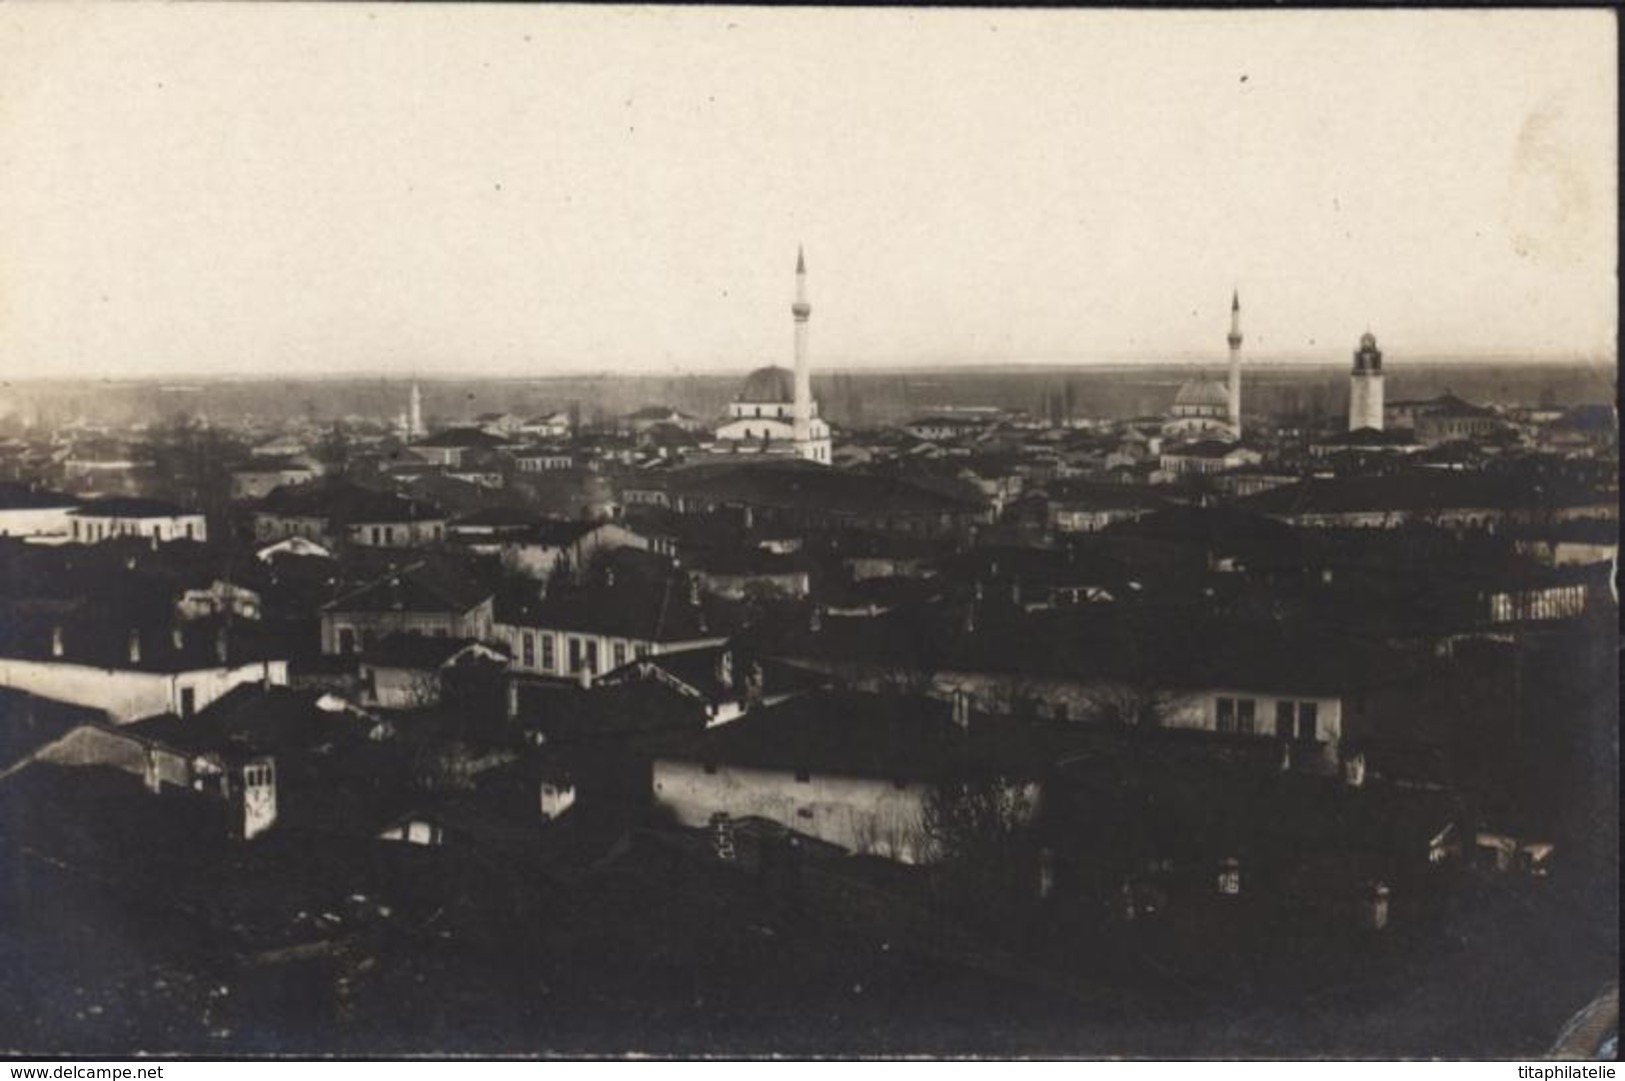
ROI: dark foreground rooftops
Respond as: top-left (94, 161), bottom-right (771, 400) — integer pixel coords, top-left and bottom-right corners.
top-left (646, 689), bottom-right (1086, 782)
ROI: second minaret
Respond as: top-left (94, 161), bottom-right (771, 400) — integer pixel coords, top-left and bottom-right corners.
top-left (792, 246), bottom-right (812, 448)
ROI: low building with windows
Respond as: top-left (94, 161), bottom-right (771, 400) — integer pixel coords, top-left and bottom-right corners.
top-left (69, 498), bottom-right (207, 544)
top-left (1237, 471), bottom-right (1615, 531)
top-left (0, 616), bottom-right (288, 723)
top-left (648, 690), bottom-right (1055, 865)
top-left (252, 480), bottom-right (446, 550)
top-left (496, 578), bottom-right (726, 681)
top-left (1157, 440), bottom-right (1262, 479)
top-left (0, 483), bottom-right (81, 543)
top-left (510, 448), bottom-right (578, 474)
top-left (345, 498), bottom-right (447, 549)
top-left (229, 458), bottom-right (319, 500)
top-left (409, 427), bottom-right (512, 469)
top-left (319, 563), bottom-right (495, 655)
top-left (496, 520), bottom-right (657, 582)
top-left (358, 634), bottom-right (509, 709)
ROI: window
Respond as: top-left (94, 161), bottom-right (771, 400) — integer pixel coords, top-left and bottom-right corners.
top-left (184, 522), bottom-right (195, 540)
top-left (1275, 700), bottom-right (1294, 739)
top-left (567, 637), bottom-right (583, 673)
top-left (179, 687), bottom-right (196, 717)
top-left (1297, 701), bottom-right (1319, 742)
top-left (541, 634), bottom-right (556, 673)
top-left (794, 768), bottom-right (810, 783)
top-left (338, 627), bottom-right (356, 654)
top-left (612, 640), bottom-right (627, 669)
top-left (1237, 698), bottom-right (1256, 735)
top-left (634, 643), bottom-right (650, 660)
top-left (584, 639), bottom-right (599, 675)
top-left (522, 632), bottom-right (535, 669)
top-left (1216, 697), bottom-right (1236, 734)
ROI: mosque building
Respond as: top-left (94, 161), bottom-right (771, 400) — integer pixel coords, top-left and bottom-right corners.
top-left (1163, 291), bottom-right (1244, 441)
top-left (712, 248), bottom-right (832, 464)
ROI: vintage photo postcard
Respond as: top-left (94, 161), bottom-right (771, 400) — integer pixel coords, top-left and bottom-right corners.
top-left (0, 3), bottom-right (1616, 1061)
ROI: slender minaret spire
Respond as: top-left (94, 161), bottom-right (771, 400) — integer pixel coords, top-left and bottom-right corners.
top-left (791, 246), bottom-right (812, 449)
top-left (408, 381), bottom-right (424, 440)
top-left (1226, 289), bottom-right (1243, 440)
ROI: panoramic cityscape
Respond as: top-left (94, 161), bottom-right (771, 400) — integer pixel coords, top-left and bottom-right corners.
top-left (0, 5), bottom-right (1616, 1063)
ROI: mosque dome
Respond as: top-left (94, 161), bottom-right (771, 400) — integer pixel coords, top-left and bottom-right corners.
top-left (735, 365), bottom-right (796, 404)
top-left (1173, 379), bottom-right (1230, 410)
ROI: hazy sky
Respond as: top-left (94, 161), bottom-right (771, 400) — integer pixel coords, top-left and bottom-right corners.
top-left (0, 6), bottom-right (1615, 379)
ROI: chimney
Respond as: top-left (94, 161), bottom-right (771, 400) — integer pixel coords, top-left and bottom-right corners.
top-left (951, 689), bottom-right (971, 732)
top-left (1011, 580), bottom-right (1022, 606)
top-left (1342, 750), bottom-right (1367, 789)
top-left (716, 650), bottom-right (734, 690)
top-left (127, 629), bottom-right (142, 666)
top-left (962, 603), bottom-right (977, 635)
top-left (50, 625), bottom-right (64, 658)
top-left (1364, 882), bottom-right (1391, 931)
top-left (808, 606), bottom-right (822, 633)
top-left (687, 575), bottom-right (701, 607)
top-left (215, 629), bottom-right (229, 665)
top-left (506, 679), bottom-right (520, 721)
top-left (171, 626), bottom-right (184, 651)
top-left (1036, 846), bottom-right (1056, 901)
top-left (744, 661), bottom-right (764, 708)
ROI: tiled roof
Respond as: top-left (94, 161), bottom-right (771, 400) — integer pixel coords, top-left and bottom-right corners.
top-left (0, 483), bottom-right (80, 511)
top-left (70, 496), bottom-right (192, 518)
top-left (645, 690), bottom-right (1082, 781)
top-left (412, 427), bottom-right (512, 449)
top-left (324, 562), bottom-right (491, 615)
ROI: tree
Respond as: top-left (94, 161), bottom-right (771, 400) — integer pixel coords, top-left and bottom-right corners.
top-left (1078, 679), bottom-right (1191, 729)
top-left (917, 770), bottom-right (1043, 928)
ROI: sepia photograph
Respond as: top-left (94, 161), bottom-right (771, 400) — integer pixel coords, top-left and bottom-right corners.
top-left (0, 3), bottom-right (1617, 1063)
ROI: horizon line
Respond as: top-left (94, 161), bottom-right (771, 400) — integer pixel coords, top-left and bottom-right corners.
top-left (0, 350), bottom-right (1611, 386)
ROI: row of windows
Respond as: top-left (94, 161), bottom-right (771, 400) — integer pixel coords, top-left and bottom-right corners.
top-left (355, 523), bottom-right (445, 546)
top-left (72, 518), bottom-right (198, 542)
top-left (518, 630), bottom-right (648, 675)
top-left (1216, 696), bottom-right (1320, 741)
top-left (1489, 585), bottom-right (1588, 623)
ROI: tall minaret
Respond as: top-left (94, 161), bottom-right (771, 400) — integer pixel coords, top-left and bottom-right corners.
top-left (408, 382), bottom-right (424, 440)
top-left (1226, 289), bottom-right (1243, 440)
top-left (791, 246), bottom-right (812, 449)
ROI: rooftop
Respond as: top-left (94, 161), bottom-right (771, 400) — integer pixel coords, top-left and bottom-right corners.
top-left (324, 562), bottom-right (492, 615)
top-left (70, 496), bottom-right (192, 519)
top-left (412, 427), bottom-right (513, 450)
